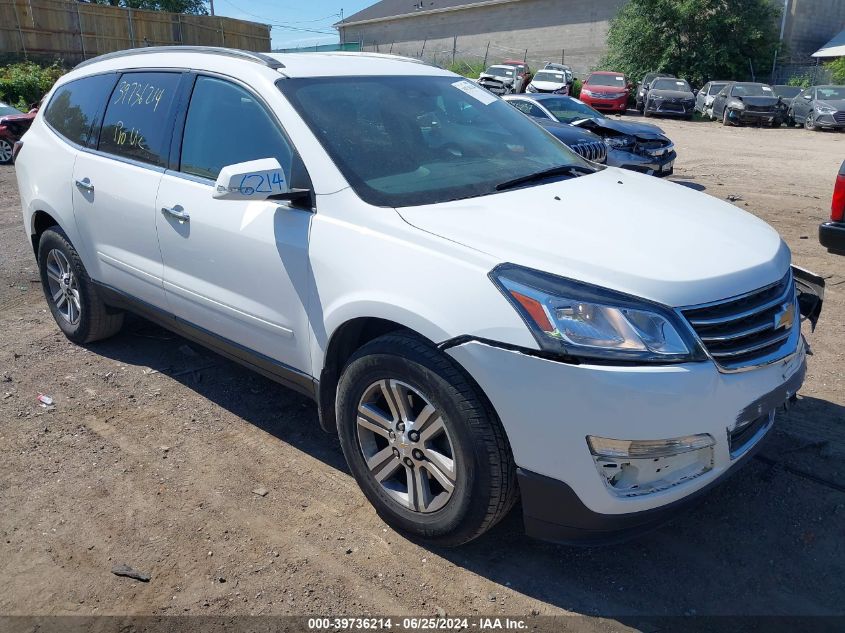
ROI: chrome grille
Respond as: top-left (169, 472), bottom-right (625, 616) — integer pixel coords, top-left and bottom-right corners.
top-left (570, 141), bottom-right (607, 163)
top-left (680, 272), bottom-right (797, 371)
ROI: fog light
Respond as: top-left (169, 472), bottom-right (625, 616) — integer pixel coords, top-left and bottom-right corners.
top-left (587, 434), bottom-right (714, 497)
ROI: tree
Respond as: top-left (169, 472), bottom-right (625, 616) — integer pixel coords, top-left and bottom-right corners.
top-left (598, 0), bottom-right (782, 87)
top-left (87, 0), bottom-right (208, 15)
top-left (827, 57), bottom-right (845, 84)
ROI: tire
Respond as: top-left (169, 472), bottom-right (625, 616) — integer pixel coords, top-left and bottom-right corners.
top-left (722, 107), bottom-right (733, 126)
top-left (37, 226), bottom-right (124, 344)
top-left (0, 138), bottom-right (12, 164)
top-left (642, 104), bottom-right (651, 118)
top-left (336, 331), bottom-right (518, 546)
top-left (805, 113), bottom-right (817, 131)
top-left (786, 113), bottom-right (795, 127)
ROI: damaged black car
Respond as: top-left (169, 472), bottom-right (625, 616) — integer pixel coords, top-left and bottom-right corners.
top-left (643, 77), bottom-right (696, 119)
top-left (503, 93), bottom-right (676, 176)
top-left (710, 82), bottom-right (782, 127)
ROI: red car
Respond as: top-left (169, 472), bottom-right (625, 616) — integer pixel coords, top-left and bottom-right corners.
top-left (0, 103), bottom-right (37, 164)
top-left (820, 160), bottom-right (845, 255)
top-left (578, 71), bottom-right (631, 114)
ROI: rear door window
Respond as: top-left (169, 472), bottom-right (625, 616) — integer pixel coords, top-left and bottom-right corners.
top-left (98, 72), bottom-right (182, 167)
top-left (179, 76), bottom-right (293, 181)
top-left (44, 73), bottom-right (117, 147)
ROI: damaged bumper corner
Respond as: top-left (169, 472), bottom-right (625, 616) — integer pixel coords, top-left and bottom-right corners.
top-left (792, 264), bottom-right (824, 331)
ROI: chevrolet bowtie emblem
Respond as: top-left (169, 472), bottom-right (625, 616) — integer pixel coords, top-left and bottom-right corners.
top-left (774, 302), bottom-right (795, 331)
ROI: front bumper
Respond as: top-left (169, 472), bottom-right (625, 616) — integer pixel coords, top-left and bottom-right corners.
top-left (606, 148), bottom-right (676, 177)
top-left (728, 108), bottom-right (778, 124)
top-left (819, 221), bottom-right (845, 254)
top-left (581, 94), bottom-right (627, 112)
top-left (446, 337), bottom-right (807, 544)
top-left (814, 113), bottom-right (845, 129)
top-left (645, 101), bottom-right (695, 117)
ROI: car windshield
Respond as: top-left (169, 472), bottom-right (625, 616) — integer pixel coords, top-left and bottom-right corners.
top-left (652, 78), bottom-right (690, 91)
top-left (774, 86), bottom-right (801, 98)
top-left (278, 75), bottom-right (589, 207)
top-left (817, 86), bottom-right (845, 100)
top-left (537, 97), bottom-right (604, 123)
top-left (709, 82), bottom-right (727, 94)
top-left (485, 66), bottom-right (514, 77)
top-left (533, 71), bottom-right (566, 83)
top-left (731, 83), bottom-right (774, 97)
top-left (587, 74), bottom-right (625, 87)
top-left (0, 104), bottom-right (22, 116)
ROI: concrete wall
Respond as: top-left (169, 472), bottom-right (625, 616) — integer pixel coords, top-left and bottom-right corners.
top-left (782, 0), bottom-right (845, 59)
top-left (339, 0), bottom-right (627, 76)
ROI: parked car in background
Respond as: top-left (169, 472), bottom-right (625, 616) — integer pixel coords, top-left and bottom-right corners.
top-left (477, 64), bottom-right (526, 95)
top-left (508, 98), bottom-right (607, 162)
top-left (711, 82), bottom-right (780, 126)
top-left (579, 71), bottom-right (630, 114)
top-left (543, 62), bottom-right (573, 84)
top-left (694, 80), bottom-right (729, 116)
top-left (820, 160), bottom-right (845, 254)
top-left (527, 69), bottom-right (570, 95)
top-left (18, 46), bottom-right (824, 547)
top-left (503, 94), bottom-right (676, 176)
top-left (0, 101), bottom-right (26, 164)
top-left (500, 59), bottom-right (533, 88)
top-left (643, 77), bottom-right (696, 119)
top-left (787, 85), bottom-right (845, 130)
top-left (773, 85), bottom-right (801, 106)
top-left (636, 72), bottom-right (675, 112)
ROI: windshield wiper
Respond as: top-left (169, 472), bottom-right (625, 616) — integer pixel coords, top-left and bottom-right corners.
top-left (495, 164), bottom-right (595, 191)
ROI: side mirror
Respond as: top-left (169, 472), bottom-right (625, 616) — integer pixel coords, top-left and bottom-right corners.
top-left (803, 94), bottom-right (812, 100)
top-left (213, 158), bottom-right (287, 201)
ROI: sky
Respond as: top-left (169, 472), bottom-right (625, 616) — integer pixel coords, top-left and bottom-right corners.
top-left (210, 0), bottom-right (375, 50)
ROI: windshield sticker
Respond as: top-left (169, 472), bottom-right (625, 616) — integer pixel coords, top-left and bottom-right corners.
top-left (762, 86), bottom-right (772, 91)
top-left (616, 76), bottom-right (624, 81)
top-left (452, 80), bottom-right (498, 105)
top-left (676, 81), bottom-right (685, 86)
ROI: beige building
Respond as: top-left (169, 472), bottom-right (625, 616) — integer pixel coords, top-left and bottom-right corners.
top-left (336, 0), bottom-right (845, 76)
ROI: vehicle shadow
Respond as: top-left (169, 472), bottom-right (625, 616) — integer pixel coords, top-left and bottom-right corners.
top-left (88, 316), bottom-right (845, 619)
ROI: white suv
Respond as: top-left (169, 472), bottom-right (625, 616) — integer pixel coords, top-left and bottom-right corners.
top-left (15, 47), bottom-right (824, 546)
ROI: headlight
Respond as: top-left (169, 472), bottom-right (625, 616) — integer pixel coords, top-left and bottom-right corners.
top-left (816, 104), bottom-right (836, 115)
top-left (731, 101), bottom-right (746, 110)
top-left (490, 264), bottom-right (698, 362)
top-left (526, 84), bottom-right (537, 93)
top-left (580, 88), bottom-right (594, 97)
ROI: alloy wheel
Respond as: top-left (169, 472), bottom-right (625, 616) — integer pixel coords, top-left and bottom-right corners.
top-left (356, 379), bottom-right (457, 514)
top-left (805, 114), bottom-right (815, 130)
top-left (45, 249), bottom-right (81, 325)
top-left (0, 139), bottom-right (12, 163)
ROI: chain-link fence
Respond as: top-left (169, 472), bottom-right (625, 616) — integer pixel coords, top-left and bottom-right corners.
top-left (358, 37), bottom-right (587, 79)
top-left (771, 61), bottom-right (832, 87)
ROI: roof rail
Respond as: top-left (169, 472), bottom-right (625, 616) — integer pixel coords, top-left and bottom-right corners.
top-left (76, 46), bottom-right (285, 70)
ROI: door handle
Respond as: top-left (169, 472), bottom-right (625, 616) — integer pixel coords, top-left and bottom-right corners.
top-left (161, 205), bottom-right (190, 223)
top-left (75, 179), bottom-right (94, 193)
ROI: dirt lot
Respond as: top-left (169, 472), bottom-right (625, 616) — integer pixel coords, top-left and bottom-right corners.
top-left (1, 117), bottom-right (844, 626)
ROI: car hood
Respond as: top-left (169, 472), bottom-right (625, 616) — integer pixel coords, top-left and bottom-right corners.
top-left (732, 95), bottom-right (779, 107)
top-left (649, 89), bottom-right (694, 100)
top-left (817, 99), bottom-right (845, 110)
top-left (396, 167), bottom-right (788, 307)
top-left (572, 116), bottom-right (665, 137)
top-left (531, 80), bottom-right (566, 91)
top-left (537, 119), bottom-right (603, 143)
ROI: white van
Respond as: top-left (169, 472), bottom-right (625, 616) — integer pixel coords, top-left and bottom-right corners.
top-left (14, 47), bottom-right (824, 545)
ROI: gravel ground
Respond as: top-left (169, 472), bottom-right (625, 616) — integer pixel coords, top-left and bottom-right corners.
top-left (0, 116), bottom-right (843, 625)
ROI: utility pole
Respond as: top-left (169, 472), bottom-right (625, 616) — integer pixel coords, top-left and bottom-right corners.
top-left (209, 0), bottom-right (215, 16)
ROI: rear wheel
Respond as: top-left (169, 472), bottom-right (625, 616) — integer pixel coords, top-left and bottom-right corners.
top-left (37, 227), bottom-right (123, 344)
top-left (0, 138), bottom-right (12, 164)
top-left (336, 332), bottom-right (517, 546)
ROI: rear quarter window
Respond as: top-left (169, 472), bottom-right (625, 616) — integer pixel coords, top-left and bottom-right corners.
top-left (44, 74), bottom-right (117, 147)
top-left (98, 72), bottom-right (182, 167)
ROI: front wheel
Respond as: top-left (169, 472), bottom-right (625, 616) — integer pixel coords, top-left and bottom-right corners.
top-left (805, 113), bottom-right (817, 131)
top-left (336, 332), bottom-right (517, 546)
top-left (37, 227), bottom-right (124, 344)
top-left (722, 108), bottom-right (734, 126)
